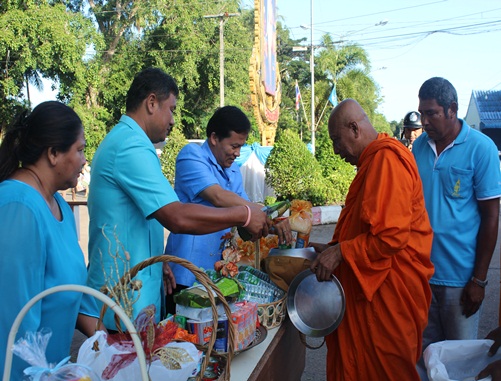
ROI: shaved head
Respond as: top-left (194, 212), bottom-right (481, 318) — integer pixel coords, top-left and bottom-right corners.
top-left (328, 99), bottom-right (378, 166)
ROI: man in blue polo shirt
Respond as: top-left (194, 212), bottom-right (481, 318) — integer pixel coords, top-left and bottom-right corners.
top-left (413, 77), bottom-right (501, 379)
top-left (87, 69), bottom-right (270, 329)
top-left (165, 106), bottom-right (291, 312)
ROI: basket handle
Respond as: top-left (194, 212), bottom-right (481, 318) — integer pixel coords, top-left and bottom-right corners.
top-left (3, 284), bottom-right (149, 381)
top-left (101, 254), bottom-right (235, 381)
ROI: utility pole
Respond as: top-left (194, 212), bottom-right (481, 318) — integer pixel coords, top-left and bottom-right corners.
top-left (204, 12), bottom-right (239, 107)
top-left (310, 0), bottom-right (315, 155)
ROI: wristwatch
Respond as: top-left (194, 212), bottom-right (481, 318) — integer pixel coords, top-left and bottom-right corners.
top-left (470, 276), bottom-right (488, 288)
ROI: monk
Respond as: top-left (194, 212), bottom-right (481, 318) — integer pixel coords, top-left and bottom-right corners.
top-left (310, 99), bottom-right (434, 380)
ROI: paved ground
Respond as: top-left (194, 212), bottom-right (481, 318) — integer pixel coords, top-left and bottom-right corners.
top-left (67, 195), bottom-right (501, 380)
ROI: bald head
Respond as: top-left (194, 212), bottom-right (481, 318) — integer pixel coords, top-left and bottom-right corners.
top-left (328, 99), bottom-right (378, 166)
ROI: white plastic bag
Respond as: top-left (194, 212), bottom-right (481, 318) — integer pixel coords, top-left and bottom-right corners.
top-left (77, 330), bottom-right (201, 381)
top-left (424, 339), bottom-right (501, 381)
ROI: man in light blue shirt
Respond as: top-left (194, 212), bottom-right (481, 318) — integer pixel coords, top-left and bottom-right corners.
top-left (413, 77), bottom-right (501, 379)
top-left (87, 69), bottom-right (270, 328)
top-left (165, 106), bottom-right (291, 311)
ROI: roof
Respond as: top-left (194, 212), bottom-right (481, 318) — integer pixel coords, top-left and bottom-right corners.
top-left (473, 90), bottom-right (501, 129)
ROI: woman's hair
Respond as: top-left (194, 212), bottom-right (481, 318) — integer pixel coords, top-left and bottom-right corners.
top-left (0, 101), bottom-right (83, 182)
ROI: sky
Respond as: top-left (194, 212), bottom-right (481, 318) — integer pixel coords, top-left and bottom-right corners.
top-left (256, 0), bottom-right (501, 122)
top-left (30, 0), bottom-right (501, 123)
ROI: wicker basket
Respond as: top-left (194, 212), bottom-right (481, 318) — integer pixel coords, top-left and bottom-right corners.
top-left (257, 293), bottom-right (287, 329)
top-left (101, 255), bottom-right (235, 381)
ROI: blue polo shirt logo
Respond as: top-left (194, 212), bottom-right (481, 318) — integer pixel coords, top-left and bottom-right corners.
top-left (452, 179), bottom-right (461, 197)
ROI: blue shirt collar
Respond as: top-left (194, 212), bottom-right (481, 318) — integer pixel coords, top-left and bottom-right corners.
top-left (201, 140), bottom-right (239, 176)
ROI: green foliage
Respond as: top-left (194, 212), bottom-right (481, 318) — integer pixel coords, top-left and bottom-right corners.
top-left (372, 112), bottom-right (393, 135)
top-left (315, 124), bottom-right (355, 204)
top-left (0, 2), bottom-right (97, 128)
top-left (265, 129), bottom-right (336, 206)
top-left (72, 102), bottom-right (111, 164)
top-left (390, 119), bottom-right (403, 138)
top-left (159, 128), bottom-right (188, 186)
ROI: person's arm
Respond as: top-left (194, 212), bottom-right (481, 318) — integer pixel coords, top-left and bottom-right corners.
top-left (461, 197), bottom-right (500, 317)
top-left (152, 201), bottom-right (269, 239)
top-left (200, 185), bottom-right (292, 244)
top-left (76, 313), bottom-right (106, 336)
top-left (309, 242), bottom-right (331, 254)
top-left (486, 326), bottom-right (501, 355)
top-left (310, 243), bottom-right (343, 281)
top-left (476, 360), bottom-right (501, 381)
top-left (476, 326), bottom-right (501, 381)
top-left (200, 184), bottom-right (251, 208)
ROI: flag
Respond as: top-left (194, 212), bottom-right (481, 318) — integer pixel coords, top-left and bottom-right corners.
top-left (328, 84), bottom-right (338, 107)
top-left (295, 81), bottom-right (301, 111)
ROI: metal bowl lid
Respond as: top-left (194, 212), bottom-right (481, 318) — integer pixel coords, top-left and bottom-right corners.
top-left (268, 247), bottom-right (317, 262)
top-left (287, 270), bottom-right (345, 337)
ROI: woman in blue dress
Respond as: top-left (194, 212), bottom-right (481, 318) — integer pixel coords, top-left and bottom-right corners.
top-left (0, 101), bottom-right (100, 379)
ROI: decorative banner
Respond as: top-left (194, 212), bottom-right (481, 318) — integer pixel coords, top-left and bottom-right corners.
top-left (250, 0), bottom-right (281, 146)
top-left (262, 0), bottom-right (277, 96)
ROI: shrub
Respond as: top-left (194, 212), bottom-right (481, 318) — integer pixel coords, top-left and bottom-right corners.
top-left (265, 129), bottom-right (335, 206)
top-left (315, 124), bottom-right (356, 204)
top-left (160, 128), bottom-right (188, 185)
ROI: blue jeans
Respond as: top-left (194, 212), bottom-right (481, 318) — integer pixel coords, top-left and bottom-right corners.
top-left (417, 284), bottom-right (481, 380)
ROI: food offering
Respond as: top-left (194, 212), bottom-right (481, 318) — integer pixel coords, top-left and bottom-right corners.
top-left (77, 305), bottom-right (202, 380)
top-left (287, 200), bottom-right (313, 249)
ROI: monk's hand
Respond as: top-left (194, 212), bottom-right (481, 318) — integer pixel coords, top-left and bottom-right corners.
top-left (460, 280), bottom-right (485, 318)
top-left (308, 241), bottom-right (330, 254)
top-left (310, 244), bottom-right (343, 282)
top-left (476, 359), bottom-right (501, 381)
top-left (486, 327), bottom-right (501, 356)
top-left (162, 262), bottom-right (177, 295)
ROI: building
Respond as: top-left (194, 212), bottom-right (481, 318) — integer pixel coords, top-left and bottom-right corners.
top-left (464, 90), bottom-right (501, 152)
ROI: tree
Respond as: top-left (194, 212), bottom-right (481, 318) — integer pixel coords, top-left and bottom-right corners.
top-left (315, 123), bottom-right (356, 204)
top-left (160, 128), bottom-right (188, 185)
top-left (265, 129), bottom-right (335, 206)
top-left (0, 1), bottom-right (97, 129)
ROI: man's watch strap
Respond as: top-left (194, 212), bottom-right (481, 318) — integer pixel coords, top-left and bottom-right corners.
top-left (470, 276), bottom-right (488, 288)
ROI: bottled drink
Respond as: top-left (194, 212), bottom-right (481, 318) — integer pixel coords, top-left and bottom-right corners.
top-left (237, 200), bottom-right (291, 241)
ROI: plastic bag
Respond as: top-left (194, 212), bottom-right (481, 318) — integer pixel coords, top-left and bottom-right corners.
top-left (11, 328), bottom-right (99, 380)
top-left (77, 330), bottom-right (201, 381)
top-left (424, 339), bottom-right (501, 381)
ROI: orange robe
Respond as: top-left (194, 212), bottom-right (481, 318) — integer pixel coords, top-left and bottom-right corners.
top-left (326, 134), bottom-right (434, 381)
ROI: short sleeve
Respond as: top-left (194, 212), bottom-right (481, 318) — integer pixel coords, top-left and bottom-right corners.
top-left (473, 139), bottom-right (501, 200)
top-left (175, 144), bottom-right (219, 201)
top-left (115, 137), bottom-right (179, 218)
